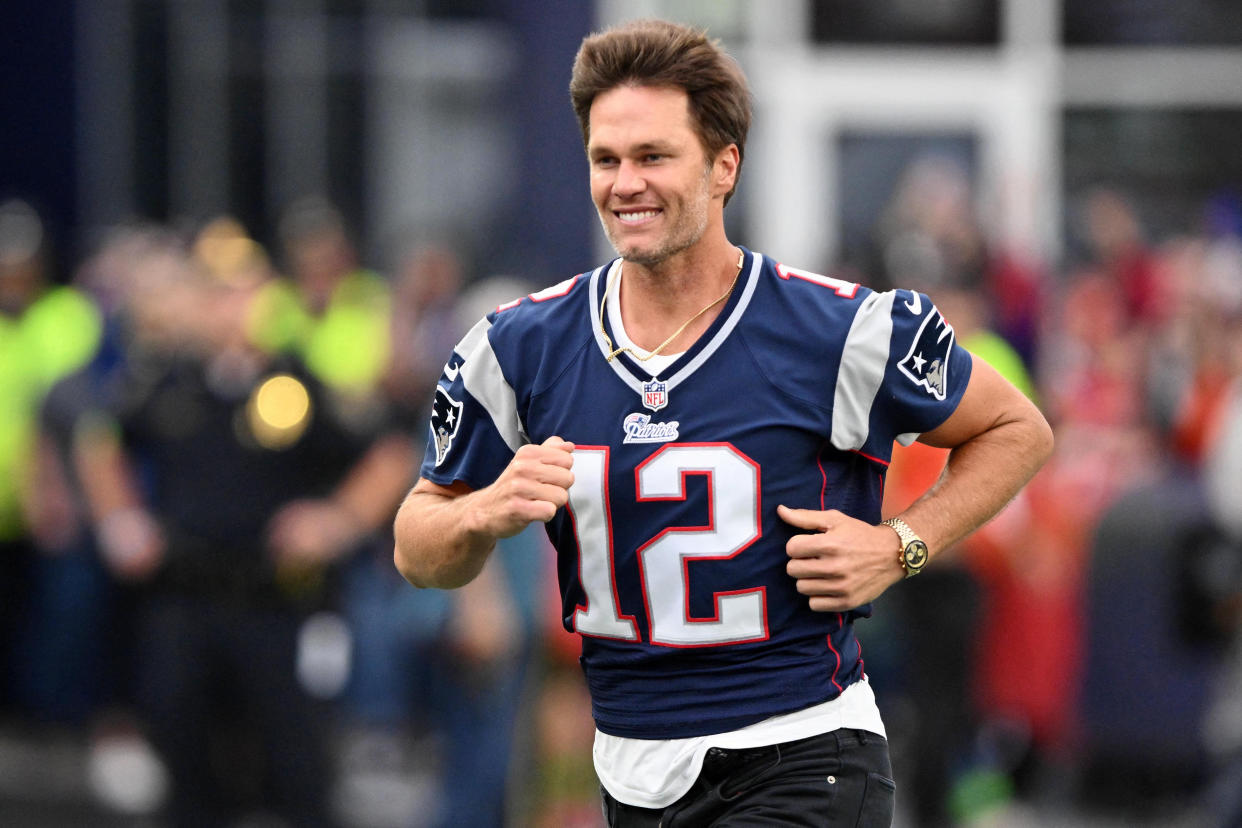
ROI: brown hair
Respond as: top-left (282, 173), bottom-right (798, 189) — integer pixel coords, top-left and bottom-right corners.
top-left (569, 19), bottom-right (752, 205)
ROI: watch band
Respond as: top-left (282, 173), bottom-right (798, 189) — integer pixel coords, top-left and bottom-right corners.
top-left (882, 517), bottom-right (928, 577)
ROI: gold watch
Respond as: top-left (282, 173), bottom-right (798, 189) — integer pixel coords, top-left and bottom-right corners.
top-left (882, 517), bottom-right (929, 578)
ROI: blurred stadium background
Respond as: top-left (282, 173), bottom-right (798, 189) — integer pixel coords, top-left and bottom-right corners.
top-left (3, 0), bottom-right (1242, 826)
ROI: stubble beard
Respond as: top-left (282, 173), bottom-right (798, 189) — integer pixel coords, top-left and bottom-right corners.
top-left (600, 170), bottom-right (713, 269)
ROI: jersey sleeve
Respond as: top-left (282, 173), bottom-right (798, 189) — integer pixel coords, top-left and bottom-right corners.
top-left (418, 315), bottom-right (530, 490)
top-left (830, 288), bottom-right (972, 461)
top-left (876, 289), bottom-right (972, 447)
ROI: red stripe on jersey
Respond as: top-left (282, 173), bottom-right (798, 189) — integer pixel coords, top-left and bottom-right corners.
top-left (826, 615), bottom-right (845, 694)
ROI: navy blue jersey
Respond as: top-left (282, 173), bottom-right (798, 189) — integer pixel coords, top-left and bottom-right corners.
top-left (421, 249), bottom-right (971, 739)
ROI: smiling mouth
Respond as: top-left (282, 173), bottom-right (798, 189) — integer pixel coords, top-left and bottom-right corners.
top-left (615, 209), bottom-right (661, 224)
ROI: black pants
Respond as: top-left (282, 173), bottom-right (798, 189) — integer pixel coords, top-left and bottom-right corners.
top-left (601, 729), bottom-right (895, 827)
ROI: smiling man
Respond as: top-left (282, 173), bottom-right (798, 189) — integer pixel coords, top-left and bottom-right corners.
top-left (393, 18), bottom-right (1052, 827)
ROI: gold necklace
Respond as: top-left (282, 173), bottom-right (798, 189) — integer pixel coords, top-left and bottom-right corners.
top-left (601, 249), bottom-right (744, 363)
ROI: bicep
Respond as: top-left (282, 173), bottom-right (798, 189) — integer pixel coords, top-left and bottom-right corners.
top-left (918, 353), bottom-right (1042, 449)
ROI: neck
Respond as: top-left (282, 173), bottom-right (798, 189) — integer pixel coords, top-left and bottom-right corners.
top-left (616, 240), bottom-right (742, 354)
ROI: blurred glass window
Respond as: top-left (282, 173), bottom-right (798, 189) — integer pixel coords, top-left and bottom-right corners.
top-left (1064, 0), bottom-right (1242, 46)
top-left (1063, 109), bottom-right (1242, 248)
top-left (810, 0), bottom-right (1000, 46)
top-left (835, 131), bottom-right (979, 291)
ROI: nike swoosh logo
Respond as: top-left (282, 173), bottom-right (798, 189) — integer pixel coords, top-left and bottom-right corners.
top-left (903, 292), bottom-right (922, 315)
top-left (444, 361), bottom-right (462, 382)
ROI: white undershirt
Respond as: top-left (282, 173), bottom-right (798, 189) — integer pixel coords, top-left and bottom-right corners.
top-left (605, 263), bottom-right (683, 376)
top-left (594, 678), bottom-right (887, 808)
top-left (596, 267), bottom-right (887, 809)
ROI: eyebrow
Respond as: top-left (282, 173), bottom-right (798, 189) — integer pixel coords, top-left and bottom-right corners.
top-left (589, 140), bottom-right (678, 159)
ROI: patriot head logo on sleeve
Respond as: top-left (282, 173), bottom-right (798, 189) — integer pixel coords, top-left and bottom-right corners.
top-left (898, 306), bottom-right (955, 401)
top-left (430, 386), bottom-right (464, 466)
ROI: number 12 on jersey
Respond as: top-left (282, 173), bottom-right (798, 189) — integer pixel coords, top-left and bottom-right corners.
top-left (567, 443), bottom-right (769, 648)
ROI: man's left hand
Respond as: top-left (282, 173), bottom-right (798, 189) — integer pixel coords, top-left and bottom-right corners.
top-left (777, 505), bottom-right (905, 612)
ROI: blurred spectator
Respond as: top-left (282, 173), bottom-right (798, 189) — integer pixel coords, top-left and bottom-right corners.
top-left (75, 218), bottom-right (413, 827)
top-left (869, 152), bottom-right (1044, 365)
top-left (1145, 198), bottom-right (1242, 466)
top-left (13, 224), bottom-right (177, 729)
top-left (1022, 189), bottom-right (1240, 820)
top-left (873, 154), bottom-right (1039, 827)
top-left (967, 191), bottom-right (1165, 811)
top-left (1196, 278), bottom-right (1242, 828)
top-left (246, 208), bottom-right (545, 825)
top-left (0, 199), bottom-right (101, 714)
top-left (876, 172), bottom-right (1236, 826)
top-left (1078, 187), bottom-right (1164, 327)
top-left (340, 269), bottom-right (549, 828)
top-left (1071, 214), bottom-right (1242, 812)
top-left (383, 239), bottom-right (469, 416)
top-left (249, 196), bottom-right (392, 396)
top-left (339, 525), bottom-right (548, 828)
top-left (874, 154), bottom-right (990, 295)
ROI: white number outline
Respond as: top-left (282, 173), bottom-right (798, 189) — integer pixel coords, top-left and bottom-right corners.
top-left (775, 262), bottom-right (859, 298)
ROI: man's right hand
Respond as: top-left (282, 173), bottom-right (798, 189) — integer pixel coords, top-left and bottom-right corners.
top-left (470, 436), bottom-right (576, 539)
top-left (394, 436), bottom-right (575, 589)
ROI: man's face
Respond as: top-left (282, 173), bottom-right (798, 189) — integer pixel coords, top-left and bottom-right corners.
top-left (587, 85), bottom-right (727, 267)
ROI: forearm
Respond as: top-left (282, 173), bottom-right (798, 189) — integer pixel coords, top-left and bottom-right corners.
top-left (394, 437), bottom-right (575, 590)
top-left (393, 484), bottom-right (500, 590)
top-left (887, 353), bottom-right (1053, 562)
top-left (899, 414), bottom-right (1051, 561)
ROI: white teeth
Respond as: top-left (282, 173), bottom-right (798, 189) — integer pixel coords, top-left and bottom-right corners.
top-left (617, 210), bottom-right (659, 222)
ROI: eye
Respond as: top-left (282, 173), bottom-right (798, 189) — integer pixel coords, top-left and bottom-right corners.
top-left (593, 156), bottom-right (618, 169)
top-left (642, 153), bottom-right (665, 163)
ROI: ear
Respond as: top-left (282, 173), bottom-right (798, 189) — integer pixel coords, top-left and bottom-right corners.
top-left (712, 144), bottom-right (740, 198)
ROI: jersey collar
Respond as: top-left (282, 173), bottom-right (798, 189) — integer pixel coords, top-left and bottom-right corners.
top-left (589, 248), bottom-right (762, 396)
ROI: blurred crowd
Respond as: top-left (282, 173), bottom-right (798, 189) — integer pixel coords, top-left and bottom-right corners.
top-left (0, 161), bottom-right (1240, 827)
top-left (860, 157), bottom-right (1242, 828)
top-left (0, 195), bottom-right (597, 828)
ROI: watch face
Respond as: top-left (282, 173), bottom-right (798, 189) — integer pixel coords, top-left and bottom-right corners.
top-left (904, 540), bottom-right (929, 573)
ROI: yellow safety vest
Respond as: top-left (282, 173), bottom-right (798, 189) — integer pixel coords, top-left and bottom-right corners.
top-left (247, 270), bottom-right (391, 394)
top-left (0, 286), bottom-right (102, 539)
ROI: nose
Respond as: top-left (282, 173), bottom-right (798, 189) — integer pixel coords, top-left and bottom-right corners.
top-left (612, 159), bottom-right (646, 197)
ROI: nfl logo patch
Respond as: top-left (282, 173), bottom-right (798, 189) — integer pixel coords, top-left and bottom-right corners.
top-left (642, 379), bottom-right (668, 412)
